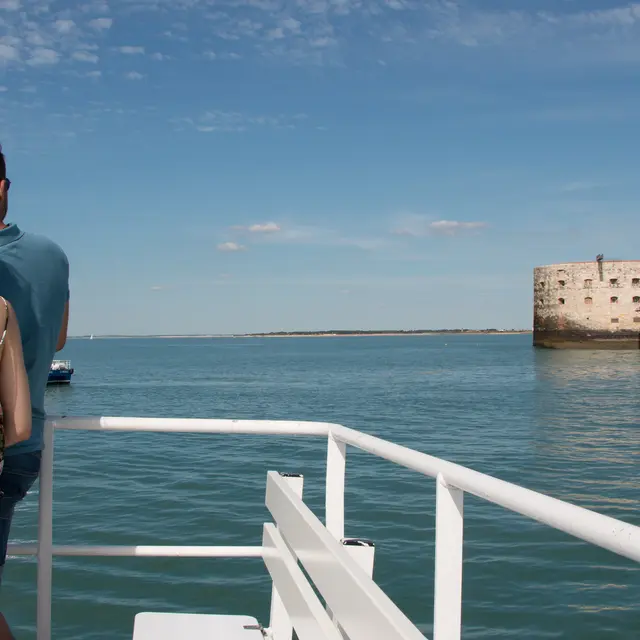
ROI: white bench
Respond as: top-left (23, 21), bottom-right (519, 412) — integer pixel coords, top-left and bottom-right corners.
top-left (132, 613), bottom-right (264, 639)
top-left (133, 471), bottom-right (427, 640)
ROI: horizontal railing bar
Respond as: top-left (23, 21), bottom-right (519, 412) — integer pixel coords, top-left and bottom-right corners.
top-left (331, 424), bottom-right (640, 564)
top-left (43, 418), bottom-right (640, 565)
top-left (49, 416), bottom-right (334, 436)
top-left (9, 545), bottom-right (263, 558)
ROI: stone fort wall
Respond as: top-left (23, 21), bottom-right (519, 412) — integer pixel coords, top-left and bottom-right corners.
top-left (533, 260), bottom-right (640, 349)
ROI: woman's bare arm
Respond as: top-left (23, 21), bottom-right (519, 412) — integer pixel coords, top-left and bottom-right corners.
top-left (0, 301), bottom-right (31, 447)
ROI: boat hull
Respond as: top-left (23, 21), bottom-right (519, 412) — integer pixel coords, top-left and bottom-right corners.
top-left (47, 369), bottom-right (73, 385)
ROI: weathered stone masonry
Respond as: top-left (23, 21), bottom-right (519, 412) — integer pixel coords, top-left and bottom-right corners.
top-left (533, 260), bottom-right (640, 349)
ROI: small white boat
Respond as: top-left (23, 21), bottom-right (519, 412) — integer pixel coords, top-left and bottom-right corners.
top-left (47, 360), bottom-right (74, 384)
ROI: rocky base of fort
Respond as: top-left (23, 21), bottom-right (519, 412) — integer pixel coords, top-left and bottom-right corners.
top-left (533, 329), bottom-right (640, 349)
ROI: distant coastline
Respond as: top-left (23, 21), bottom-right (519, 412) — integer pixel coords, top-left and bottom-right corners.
top-left (241, 329), bottom-right (531, 338)
top-left (70, 329), bottom-right (532, 339)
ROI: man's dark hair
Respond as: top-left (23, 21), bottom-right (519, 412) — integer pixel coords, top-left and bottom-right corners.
top-left (0, 145), bottom-right (5, 181)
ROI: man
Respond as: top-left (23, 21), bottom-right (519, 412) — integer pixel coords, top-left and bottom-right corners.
top-left (0, 146), bottom-right (70, 583)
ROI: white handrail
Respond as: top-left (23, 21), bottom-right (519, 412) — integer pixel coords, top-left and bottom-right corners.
top-left (51, 416), bottom-right (333, 435)
top-left (330, 424), bottom-right (640, 563)
top-left (25, 416), bottom-right (640, 640)
top-left (12, 544), bottom-right (264, 557)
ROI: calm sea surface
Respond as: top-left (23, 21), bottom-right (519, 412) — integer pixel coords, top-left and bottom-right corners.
top-left (3, 335), bottom-right (640, 639)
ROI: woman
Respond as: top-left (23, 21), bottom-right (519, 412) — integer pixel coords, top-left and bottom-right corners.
top-left (0, 296), bottom-right (31, 640)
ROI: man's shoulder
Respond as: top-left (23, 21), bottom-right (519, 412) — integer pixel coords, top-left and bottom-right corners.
top-left (18, 230), bottom-right (68, 263)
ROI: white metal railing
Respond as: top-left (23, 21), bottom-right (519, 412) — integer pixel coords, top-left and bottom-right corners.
top-left (8, 416), bottom-right (640, 640)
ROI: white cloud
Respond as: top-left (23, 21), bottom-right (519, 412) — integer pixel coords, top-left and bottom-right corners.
top-left (119, 46), bottom-right (145, 54)
top-left (83, 0), bottom-right (109, 14)
top-left (228, 221), bottom-right (385, 251)
top-left (0, 43), bottom-right (19, 63)
top-left (246, 222), bottom-right (281, 233)
top-left (267, 27), bottom-right (285, 40)
top-left (151, 52), bottom-right (167, 60)
top-left (393, 216), bottom-right (487, 237)
top-left (281, 17), bottom-right (301, 33)
top-left (427, 220), bottom-right (487, 236)
top-left (217, 241), bottom-right (246, 252)
top-left (570, 5), bottom-right (640, 27)
top-left (125, 71), bottom-right (144, 80)
top-left (0, 85), bottom-right (7, 92)
top-left (89, 17), bottom-right (113, 30)
top-left (26, 32), bottom-right (46, 47)
top-left (150, 285), bottom-right (164, 291)
top-left (54, 20), bottom-right (76, 35)
top-left (27, 48), bottom-right (60, 66)
top-left (73, 50), bottom-right (99, 63)
top-left (86, 70), bottom-right (102, 77)
top-left (181, 109), bottom-right (306, 133)
top-left (4, 0), bottom-right (631, 76)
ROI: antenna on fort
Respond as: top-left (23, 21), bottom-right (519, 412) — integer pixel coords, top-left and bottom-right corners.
top-left (596, 254), bottom-right (604, 262)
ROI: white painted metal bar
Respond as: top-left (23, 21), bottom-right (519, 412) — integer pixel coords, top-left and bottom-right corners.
top-left (265, 471), bottom-right (426, 640)
top-left (331, 424), bottom-right (640, 563)
top-left (50, 416), bottom-right (333, 436)
top-left (10, 545), bottom-right (263, 557)
top-left (262, 524), bottom-right (343, 640)
top-left (36, 421), bottom-right (54, 640)
top-left (342, 539), bottom-right (375, 578)
top-left (337, 540), bottom-right (376, 639)
top-left (269, 473), bottom-right (304, 640)
top-left (325, 434), bottom-right (346, 540)
top-left (433, 474), bottom-right (464, 640)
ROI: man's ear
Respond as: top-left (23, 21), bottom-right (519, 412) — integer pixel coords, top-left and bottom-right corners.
top-left (0, 180), bottom-right (7, 221)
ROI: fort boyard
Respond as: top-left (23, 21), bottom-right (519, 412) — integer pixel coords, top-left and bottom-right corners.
top-left (534, 256), bottom-right (640, 349)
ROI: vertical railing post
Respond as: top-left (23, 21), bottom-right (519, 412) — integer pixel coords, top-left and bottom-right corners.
top-left (37, 420), bottom-right (54, 640)
top-left (325, 433), bottom-right (346, 626)
top-left (325, 433), bottom-right (346, 540)
top-left (433, 473), bottom-right (464, 640)
top-left (342, 539), bottom-right (375, 576)
top-left (268, 473), bottom-right (303, 640)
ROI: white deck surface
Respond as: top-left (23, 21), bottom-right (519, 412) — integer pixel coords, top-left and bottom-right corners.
top-left (132, 613), bottom-right (264, 639)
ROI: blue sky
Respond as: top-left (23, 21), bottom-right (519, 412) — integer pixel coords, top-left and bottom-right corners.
top-left (1, 0), bottom-right (640, 335)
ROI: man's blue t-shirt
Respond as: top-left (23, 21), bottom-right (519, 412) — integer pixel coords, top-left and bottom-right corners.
top-left (0, 224), bottom-right (69, 455)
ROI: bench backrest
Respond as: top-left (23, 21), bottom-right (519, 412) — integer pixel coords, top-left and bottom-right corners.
top-left (263, 471), bottom-right (427, 640)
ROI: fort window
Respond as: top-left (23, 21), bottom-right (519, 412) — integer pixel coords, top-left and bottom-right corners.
top-left (609, 278), bottom-right (619, 287)
top-left (635, 317), bottom-right (640, 323)
top-left (634, 296), bottom-right (640, 304)
top-left (584, 279), bottom-right (592, 288)
top-left (558, 298), bottom-right (565, 305)
top-left (633, 278), bottom-right (640, 287)
top-left (611, 318), bottom-right (619, 323)
top-left (610, 296), bottom-right (619, 303)
top-left (558, 280), bottom-right (566, 287)
top-left (584, 297), bottom-right (593, 305)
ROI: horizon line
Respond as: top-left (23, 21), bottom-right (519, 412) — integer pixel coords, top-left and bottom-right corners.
top-left (68, 329), bottom-right (533, 339)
